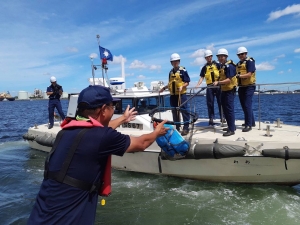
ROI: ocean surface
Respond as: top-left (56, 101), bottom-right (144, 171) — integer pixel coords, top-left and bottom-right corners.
top-left (1, 94), bottom-right (300, 225)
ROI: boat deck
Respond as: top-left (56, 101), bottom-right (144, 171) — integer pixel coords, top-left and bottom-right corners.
top-left (27, 117), bottom-right (300, 153)
top-left (192, 119), bottom-right (300, 143)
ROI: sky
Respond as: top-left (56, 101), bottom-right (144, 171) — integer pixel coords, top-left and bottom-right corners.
top-left (1, 0), bottom-right (300, 96)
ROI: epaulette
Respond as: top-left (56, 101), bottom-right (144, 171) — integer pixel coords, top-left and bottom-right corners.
top-left (179, 66), bottom-right (186, 71)
top-left (226, 60), bottom-right (236, 66)
top-left (246, 57), bottom-right (255, 62)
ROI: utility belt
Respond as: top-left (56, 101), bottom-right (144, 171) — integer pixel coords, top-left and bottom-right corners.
top-left (238, 83), bottom-right (255, 87)
top-left (222, 87), bottom-right (236, 92)
top-left (170, 93), bottom-right (186, 96)
top-left (45, 171), bottom-right (102, 193)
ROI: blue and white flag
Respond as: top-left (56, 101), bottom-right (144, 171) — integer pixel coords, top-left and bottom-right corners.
top-left (99, 46), bottom-right (113, 61)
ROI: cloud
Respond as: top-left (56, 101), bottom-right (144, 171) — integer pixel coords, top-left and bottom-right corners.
top-left (294, 48), bottom-right (300, 53)
top-left (228, 29), bottom-right (300, 50)
top-left (276, 54), bottom-right (285, 58)
top-left (256, 62), bottom-right (275, 71)
top-left (273, 54), bottom-right (285, 62)
top-left (111, 55), bottom-right (127, 64)
top-left (267, 4), bottom-right (300, 21)
top-left (191, 57), bottom-right (206, 66)
top-left (190, 49), bottom-right (205, 58)
top-left (278, 71), bottom-right (284, 74)
top-left (65, 47), bottom-right (78, 53)
top-left (129, 60), bottom-right (147, 69)
top-left (149, 65), bottom-right (161, 70)
top-left (189, 44), bottom-right (215, 58)
top-left (206, 44), bottom-right (215, 51)
top-left (125, 73), bottom-right (134, 77)
top-left (137, 75), bottom-right (146, 79)
top-left (288, 69), bottom-right (292, 72)
top-left (112, 1), bottom-right (230, 46)
top-left (286, 61), bottom-right (292, 64)
top-left (189, 45), bottom-right (216, 66)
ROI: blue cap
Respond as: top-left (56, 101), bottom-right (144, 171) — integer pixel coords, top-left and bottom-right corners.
top-left (78, 85), bottom-right (119, 109)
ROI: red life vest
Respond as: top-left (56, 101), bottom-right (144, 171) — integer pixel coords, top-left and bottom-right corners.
top-left (60, 117), bottom-right (111, 196)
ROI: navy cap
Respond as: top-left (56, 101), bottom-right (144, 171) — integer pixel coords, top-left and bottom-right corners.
top-left (78, 85), bottom-right (119, 109)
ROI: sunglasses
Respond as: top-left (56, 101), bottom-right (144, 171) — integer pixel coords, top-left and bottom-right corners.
top-left (107, 102), bottom-right (119, 110)
top-left (237, 53), bottom-right (245, 56)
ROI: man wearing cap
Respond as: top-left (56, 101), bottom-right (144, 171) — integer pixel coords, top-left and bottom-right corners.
top-left (28, 85), bottom-right (168, 225)
top-left (46, 76), bottom-right (65, 129)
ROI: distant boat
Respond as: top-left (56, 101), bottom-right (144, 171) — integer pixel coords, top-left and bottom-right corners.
top-left (6, 97), bottom-right (15, 101)
top-left (1, 91), bottom-right (16, 101)
top-left (0, 97), bottom-right (4, 101)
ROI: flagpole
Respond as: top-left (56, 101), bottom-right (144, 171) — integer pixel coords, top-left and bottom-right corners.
top-left (96, 34), bottom-right (107, 87)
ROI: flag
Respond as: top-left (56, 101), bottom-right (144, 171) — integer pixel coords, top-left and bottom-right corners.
top-left (99, 46), bottom-right (113, 61)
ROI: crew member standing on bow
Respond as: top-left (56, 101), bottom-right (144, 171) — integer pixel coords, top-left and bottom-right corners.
top-left (236, 47), bottom-right (256, 132)
top-left (46, 76), bottom-right (65, 129)
top-left (196, 50), bottom-right (223, 125)
top-left (213, 48), bottom-right (237, 136)
top-left (28, 85), bottom-right (168, 225)
top-left (160, 53), bottom-right (190, 136)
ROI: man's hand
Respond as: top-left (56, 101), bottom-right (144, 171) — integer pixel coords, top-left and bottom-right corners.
top-left (123, 105), bottom-right (137, 123)
top-left (178, 86), bottom-right (183, 92)
top-left (213, 81), bottom-right (219, 86)
top-left (153, 120), bottom-right (169, 137)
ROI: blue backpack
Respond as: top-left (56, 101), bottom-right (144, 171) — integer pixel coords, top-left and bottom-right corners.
top-left (156, 124), bottom-right (190, 157)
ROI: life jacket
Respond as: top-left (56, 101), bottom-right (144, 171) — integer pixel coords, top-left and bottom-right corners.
top-left (48, 84), bottom-right (62, 100)
top-left (219, 60), bottom-right (237, 91)
top-left (168, 66), bottom-right (187, 95)
top-left (44, 117), bottom-right (111, 196)
top-left (203, 61), bottom-right (220, 85)
top-left (236, 57), bottom-right (256, 86)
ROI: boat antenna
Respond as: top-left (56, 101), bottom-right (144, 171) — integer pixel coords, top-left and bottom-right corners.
top-left (89, 53), bottom-right (98, 85)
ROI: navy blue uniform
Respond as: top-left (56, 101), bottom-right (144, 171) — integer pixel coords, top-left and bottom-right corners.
top-left (237, 60), bottom-right (256, 127)
top-left (47, 84), bottom-right (65, 126)
top-left (28, 127), bottom-right (130, 225)
top-left (200, 64), bottom-right (223, 121)
top-left (221, 63), bottom-right (236, 132)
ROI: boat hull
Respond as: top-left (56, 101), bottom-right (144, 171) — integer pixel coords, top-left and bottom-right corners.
top-left (112, 151), bottom-right (300, 185)
top-left (24, 115), bottom-right (300, 185)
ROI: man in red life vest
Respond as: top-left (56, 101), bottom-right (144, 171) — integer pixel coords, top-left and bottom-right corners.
top-left (28, 85), bottom-right (168, 225)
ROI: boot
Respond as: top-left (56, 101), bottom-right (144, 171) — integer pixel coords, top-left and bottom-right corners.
top-left (242, 126), bottom-right (252, 132)
top-left (223, 131), bottom-right (235, 136)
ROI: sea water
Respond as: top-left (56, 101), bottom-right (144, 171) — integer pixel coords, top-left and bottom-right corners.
top-left (0, 95), bottom-right (300, 225)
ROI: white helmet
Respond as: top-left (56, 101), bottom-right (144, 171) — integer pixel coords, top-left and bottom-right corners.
top-left (204, 50), bottom-right (213, 57)
top-left (170, 53), bottom-right (180, 61)
top-left (237, 47), bottom-right (248, 54)
top-left (50, 76), bottom-right (57, 82)
top-left (216, 48), bottom-right (228, 56)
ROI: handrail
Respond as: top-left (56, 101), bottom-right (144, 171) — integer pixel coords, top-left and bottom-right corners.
top-left (186, 81), bottom-right (300, 129)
